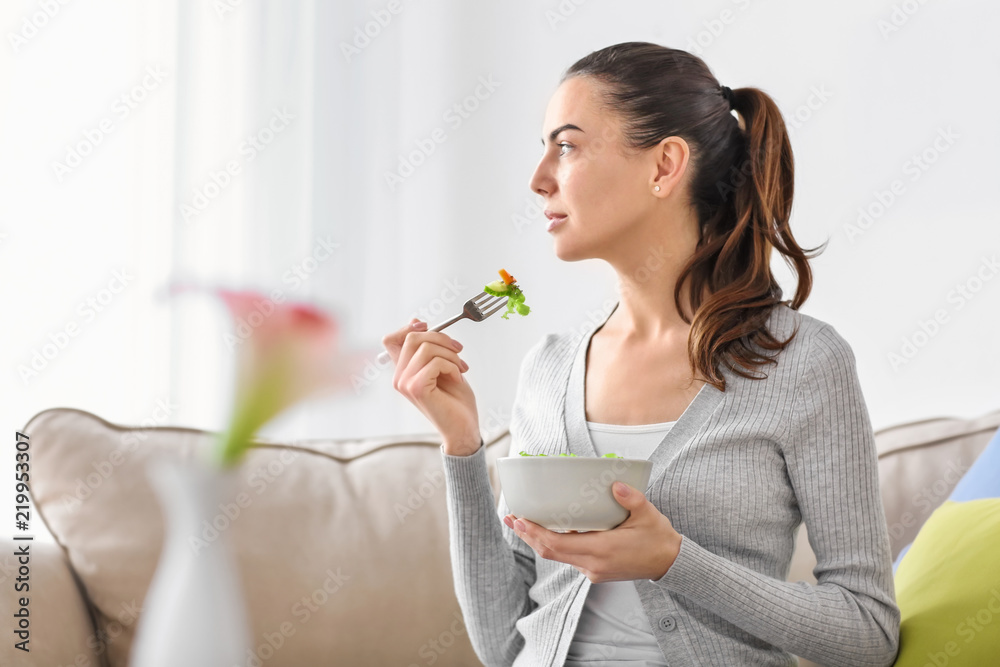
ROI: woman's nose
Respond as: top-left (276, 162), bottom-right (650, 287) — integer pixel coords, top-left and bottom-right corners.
top-left (529, 158), bottom-right (552, 196)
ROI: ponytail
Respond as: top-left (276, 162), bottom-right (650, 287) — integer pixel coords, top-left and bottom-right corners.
top-left (685, 86), bottom-right (825, 391)
top-left (563, 43), bottom-right (825, 391)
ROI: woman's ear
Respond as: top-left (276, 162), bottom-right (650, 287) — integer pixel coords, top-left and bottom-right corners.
top-left (650, 135), bottom-right (690, 197)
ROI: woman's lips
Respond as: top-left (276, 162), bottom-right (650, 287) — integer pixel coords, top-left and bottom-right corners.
top-left (546, 214), bottom-right (567, 232)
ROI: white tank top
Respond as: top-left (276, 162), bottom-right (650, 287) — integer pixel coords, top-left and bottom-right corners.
top-left (564, 420), bottom-right (675, 666)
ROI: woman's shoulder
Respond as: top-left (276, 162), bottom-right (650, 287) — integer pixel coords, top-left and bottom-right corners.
top-left (683, 304), bottom-right (852, 398)
top-left (766, 301), bottom-right (822, 338)
top-left (763, 303), bottom-right (859, 375)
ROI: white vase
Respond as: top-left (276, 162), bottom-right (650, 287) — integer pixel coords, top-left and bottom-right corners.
top-left (129, 452), bottom-right (253, 667)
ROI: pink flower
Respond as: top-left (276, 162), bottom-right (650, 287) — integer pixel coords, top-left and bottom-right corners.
top-left (170, 284), bottom-right (372, 467)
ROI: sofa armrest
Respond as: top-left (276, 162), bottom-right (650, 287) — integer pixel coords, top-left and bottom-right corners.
top-left (0, 535), bottom-right (102, 667)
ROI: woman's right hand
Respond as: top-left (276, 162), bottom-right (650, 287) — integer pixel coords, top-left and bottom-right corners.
top-left (382, 318), bottom-right (482, 456)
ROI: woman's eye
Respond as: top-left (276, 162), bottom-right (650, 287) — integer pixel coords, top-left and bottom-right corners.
top-left (558, 142), bottom-right (573, 156)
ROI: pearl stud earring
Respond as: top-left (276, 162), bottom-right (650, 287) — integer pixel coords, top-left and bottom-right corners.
top-left (654, 186), bottom-right (660, 192)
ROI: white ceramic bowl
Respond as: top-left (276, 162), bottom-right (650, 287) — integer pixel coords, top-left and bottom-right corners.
top-left (496, 455), bottom-right (653, 532)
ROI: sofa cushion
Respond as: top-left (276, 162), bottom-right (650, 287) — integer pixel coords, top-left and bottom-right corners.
top-left (891, 498), bottom-right (1000, 666)
top-left (22, 407), bottom-right (510, 667)
top-left (893, 425), bottom-right (1000, 572)
top-left (25, 405), bottom-right (1000, 666)
top-left (0, 536), bottom-right (103, 667)
top-left (873, 409), bottom-right (1000, 559)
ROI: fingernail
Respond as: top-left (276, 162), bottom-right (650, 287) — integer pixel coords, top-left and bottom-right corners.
top-left (514, 520), bottom-right (526, 532)
top-left (411, 321), bottom-right (426, 329)
top-left (460, 360), bottom-right (470, 371)
top-left (503, 516), bottom-right (513, 528)
top-left (615, 482), bottom-right (629, 496)
top-left (451, 340), bottom-right (463, 351)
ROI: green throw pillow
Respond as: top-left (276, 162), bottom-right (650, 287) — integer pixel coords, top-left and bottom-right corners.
top-left (893, 498), bottom-right (1000, 666)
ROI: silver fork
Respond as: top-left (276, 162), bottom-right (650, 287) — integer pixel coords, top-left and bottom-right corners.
top-left (376, 291), bottom-right (509, 364)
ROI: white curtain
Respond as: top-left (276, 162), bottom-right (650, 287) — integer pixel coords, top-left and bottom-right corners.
top-left (3, 0), bottom-right (997, 470)
top-left (165, 0), bottom-right (581, 443)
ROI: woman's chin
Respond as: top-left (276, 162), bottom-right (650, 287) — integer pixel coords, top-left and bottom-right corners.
top-left (551, 236), bottom-right (572, 260)
top-left (552, 239), bottom-right (592, 263)
top-left (552, 227), bottom-right (599, 260)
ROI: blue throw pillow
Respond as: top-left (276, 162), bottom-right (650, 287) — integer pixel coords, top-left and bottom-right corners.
top-left (892, 543), bottom-right (911, 573)
top-left (893, 425), bottom-right (1000, 573)
top-left (949, 425), bottom-right (1000, 501)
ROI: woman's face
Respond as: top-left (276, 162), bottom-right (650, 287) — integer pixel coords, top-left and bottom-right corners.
top-left (529, 76), bottom-right (682, 262)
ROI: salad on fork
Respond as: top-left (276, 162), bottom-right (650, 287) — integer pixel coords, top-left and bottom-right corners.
top-left (484, 269), bottom-right (531, 319)
top-left (376, 268), bottom-right (531, 365)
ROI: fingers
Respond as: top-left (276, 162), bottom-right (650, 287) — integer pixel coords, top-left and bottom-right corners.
top-left (397, 327), bottom-right (463, 370)
top-left (393, 327), bottom-right (468, 394)
top-left (508, 517), bottom-right (599, 558)
top-left (403, 356), bottom-right (467, 400)
top-left (381, 318), bottom-right (426, 363)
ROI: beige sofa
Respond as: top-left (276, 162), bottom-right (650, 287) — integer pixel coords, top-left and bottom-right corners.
top-left (3, 406), bottom-right (998, 667)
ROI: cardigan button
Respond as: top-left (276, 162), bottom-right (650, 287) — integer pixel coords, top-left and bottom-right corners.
top-left (658, 616), bottom-right (676, 632)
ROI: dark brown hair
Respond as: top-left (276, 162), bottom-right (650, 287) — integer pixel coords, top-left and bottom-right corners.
top-left (563, 42), bottom-right (825, 392)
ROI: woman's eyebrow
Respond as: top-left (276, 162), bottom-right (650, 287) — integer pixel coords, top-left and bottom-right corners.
top-left (540, 123), bottom-right (584, 146)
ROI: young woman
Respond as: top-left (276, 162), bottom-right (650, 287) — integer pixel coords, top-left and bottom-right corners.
top-left (383, 42), bottom-right (899, 667)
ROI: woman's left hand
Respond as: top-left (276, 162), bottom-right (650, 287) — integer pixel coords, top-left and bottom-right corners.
top-left (504, 481), bottom-right (683, 583)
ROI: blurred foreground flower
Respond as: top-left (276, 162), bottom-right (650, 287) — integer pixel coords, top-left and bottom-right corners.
top-left (170, 284), bottom-right (372, 468)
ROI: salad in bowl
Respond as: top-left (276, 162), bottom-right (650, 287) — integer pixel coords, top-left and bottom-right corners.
top-left (497, 452), bottom-right (652, 532)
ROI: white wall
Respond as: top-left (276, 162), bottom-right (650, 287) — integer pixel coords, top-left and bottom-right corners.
top-left (2, 0), bottom-right (998, 532)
